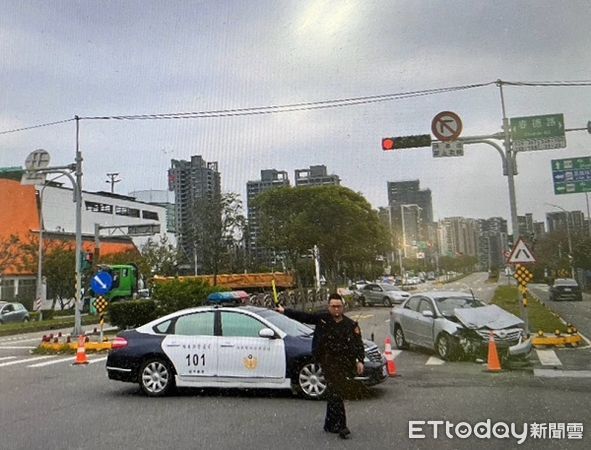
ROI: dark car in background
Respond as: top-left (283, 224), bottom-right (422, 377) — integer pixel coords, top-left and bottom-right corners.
top-left (549, 278), bottom-right (583, 302)
top-left (0, 302), bottom-right (30, 324)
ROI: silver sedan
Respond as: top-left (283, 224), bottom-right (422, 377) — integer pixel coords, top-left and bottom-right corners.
top-left (354, 282), bottom-right (410, 307)
top-left (389, 291), bottom-right (531, 361)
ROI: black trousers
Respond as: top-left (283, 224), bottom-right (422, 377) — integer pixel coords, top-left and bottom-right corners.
top-left (323, 367), bottom-right (351, 432)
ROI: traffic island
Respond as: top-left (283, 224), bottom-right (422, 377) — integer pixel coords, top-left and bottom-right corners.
top-left (34, 331), bottom-right (114, 354)
top-left (532, 327), bottom-right (584, 348)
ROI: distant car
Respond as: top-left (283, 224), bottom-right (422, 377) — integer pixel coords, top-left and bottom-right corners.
top-left (348, 280), bottom-right (368, 291)
top-left (389, 291), bottom-right (531, 361)
top-left (0, 302), bottom-right (30, 324)
top-left (106, 305), bottom-right (387, 399)
top-left (355, 282), bottom-right (410, 307)
top-left (549, 279), bottom-right (582, 302)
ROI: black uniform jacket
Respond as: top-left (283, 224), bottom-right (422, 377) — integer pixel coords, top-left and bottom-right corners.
top-left (284, 309), bottom-right (364, 374)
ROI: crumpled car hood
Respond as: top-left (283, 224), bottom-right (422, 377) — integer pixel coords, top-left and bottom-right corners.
top-left (453, 304), bottom-right (523, 330)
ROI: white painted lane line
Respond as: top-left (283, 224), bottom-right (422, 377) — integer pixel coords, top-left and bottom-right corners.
top-left (391, 350), bottom-right (402, 359)
top-left (426, 356), bottom-right (445, 365)
top-left (0, 346), bottom-right (37, 350)
top-left (0, 356), bottom-right (17, 362)
top-left (0, 337), bottom-right (44, 344)
top-left (535, 349), bottom-right (563, 367)
top-left (0, 356), bottom-right (55, 367)
top-left (29, 356), bottom-right (74, 368)
top-left (534, 369), bottom-right (591, 378)
top-left (88, 356), bottom-right (108, 365)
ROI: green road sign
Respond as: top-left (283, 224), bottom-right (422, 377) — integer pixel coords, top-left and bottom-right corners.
top-left (551, 156), bottom-right (591, 195)
top-left (510, 113), bottom-right (566, 152)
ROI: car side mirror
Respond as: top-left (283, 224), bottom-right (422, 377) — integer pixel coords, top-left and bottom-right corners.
top-left (259, 328), bottom-right (277, 339)
top-left (422, 310), bottom-right (434, 318)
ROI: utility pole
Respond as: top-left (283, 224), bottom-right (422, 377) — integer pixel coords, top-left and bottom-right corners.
top-left (105, 172), bottom-right (121, 193)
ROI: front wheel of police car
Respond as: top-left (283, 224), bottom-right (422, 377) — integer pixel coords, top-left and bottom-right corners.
top-left (294, 362), bottom-right (326, 400)
top-left (139, 358), bottom-right (176, 397)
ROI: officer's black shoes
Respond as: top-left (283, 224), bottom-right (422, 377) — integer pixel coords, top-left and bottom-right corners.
top-left (338, 428), bottom-right (351, 439)
top-left (324, 426), bottom-right (339, 434)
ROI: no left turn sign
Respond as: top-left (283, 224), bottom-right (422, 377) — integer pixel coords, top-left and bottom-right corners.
top-left (431, 111), bottom-right (463, 141)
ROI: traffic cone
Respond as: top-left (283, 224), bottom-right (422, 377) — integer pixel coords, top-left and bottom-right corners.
top-left (486, 331), bottom-right (501, 372)
top-left (384, 336), bottom-right (398, 377)
top-left (73, 335), bottom-right (89, 365)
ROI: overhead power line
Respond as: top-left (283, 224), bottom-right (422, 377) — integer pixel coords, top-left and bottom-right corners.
top-left (1, 79), bottom-right (590, 135)
top-left (0, 118), bottom-right (75, 136)
top-left (80, 82), bottom-right (495, 121)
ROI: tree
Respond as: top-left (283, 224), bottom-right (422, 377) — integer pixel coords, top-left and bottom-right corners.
top-left (0, 234), bottom-right (21, 276)
top-left (193, 192), bottom-right (246, 280)
top-left (139, 235), bottom-right (181, 277)
top-left (255, 185), bottom-right (391, 290)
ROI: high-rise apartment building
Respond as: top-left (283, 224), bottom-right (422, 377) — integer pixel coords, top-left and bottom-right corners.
top-left (387, 180), bottom-right (433, 223)
top-left (246, 169), bottom-right (290, 266)
top-left (386, 180), bottom-right (434, 257)
top-left (294, 165), bottom-right (340, 187)
top-left (546, 210), bottom-right (586, 234)
top-left (168, 155), bottom-right (221, 273)
top-left (477, 217), bottom-right (508, 270)
top-left (438, 217), bottom-right (479, 257)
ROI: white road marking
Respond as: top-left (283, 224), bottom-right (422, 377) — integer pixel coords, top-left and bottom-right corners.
top-left (88, 356), bottom-right (108, 364)
top-left (28, 356), bottom-right (74, 367)
top-left (0, 346), bottom-right (37, 350)
top-left (0, 356), bottom-right (55, 367)
top-left (534, 369), bottom-right (591, 378)
top-left (0, 337), bottom-right (44, 344)
top-left (426, 356), bottom-right (445, 365)
top-left (535, 349), bottom-right (563, 367)
top-left (0, 356), bottom-right (17, 362)
top-left (391, 350), bottom-right (402, 359)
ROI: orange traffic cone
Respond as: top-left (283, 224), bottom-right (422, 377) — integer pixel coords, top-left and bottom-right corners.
top-left (384, 336), bottom-right (398, 377)
top-left (486, 331), bottom-right (501, 372)
top-left (73, 334), bottom-right (89, 365)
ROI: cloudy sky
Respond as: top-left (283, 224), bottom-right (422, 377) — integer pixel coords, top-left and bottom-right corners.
top-left (1, 0), bottom-right (590, 230)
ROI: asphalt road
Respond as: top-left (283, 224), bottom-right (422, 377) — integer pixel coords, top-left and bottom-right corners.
top-left (0, 273), bottom-right (589, 450)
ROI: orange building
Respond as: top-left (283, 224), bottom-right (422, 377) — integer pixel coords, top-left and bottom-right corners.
top-left (0, 178), bottom-right (138, 302)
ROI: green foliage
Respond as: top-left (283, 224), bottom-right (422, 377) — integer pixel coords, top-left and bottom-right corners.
top-left (152, 278), bottom-right (222, 316)
top-left (0, 315), bottom-right (98, 337)
top-left (255, 185), bottom-right (390, 289)
top-left (0, 234), bottom-right (21, 276)
top-left (108, 300), bottom-right (159, 329)
top-left (191, 192), bottom-right (246, 276)
top-left (491, 286), bottom-right (567, 333)
top-left (139, 235), bottom-right (181, 276)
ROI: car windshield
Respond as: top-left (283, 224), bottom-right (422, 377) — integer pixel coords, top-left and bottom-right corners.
top-left (257, 310), bottom-right (314, 337)
top-left (435, 296), bottom-right (486, 316)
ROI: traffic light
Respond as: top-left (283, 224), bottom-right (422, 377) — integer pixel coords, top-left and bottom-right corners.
top-left (381, 134), bottom-right (432, 151)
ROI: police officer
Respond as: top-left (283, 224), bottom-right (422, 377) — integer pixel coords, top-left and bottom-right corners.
top-left (276, 293), bottom-right (364, 439)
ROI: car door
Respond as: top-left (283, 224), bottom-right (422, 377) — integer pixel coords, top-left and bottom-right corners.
top-left (217, 310), bottom-right (285, 381)
top-left (399, 297), bottom-right (422, 344)
top-left (1, 304), bottom-right (16, 323)
top-left (415, 298), bottom-right (436, 347)
top-left (360, 284), bottom-right (375, 304)
top-left (366, 284), bottom-right (382, 304)
top-left (161, 311), bottom-right (218, 381)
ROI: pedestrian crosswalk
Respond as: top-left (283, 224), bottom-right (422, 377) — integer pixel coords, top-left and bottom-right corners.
top-left (0, 353), bottom-right (107, 369)
top-left (0, 335), bottom-right (108, 371)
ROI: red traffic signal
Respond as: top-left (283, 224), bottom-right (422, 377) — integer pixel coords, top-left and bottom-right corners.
top-left (382, 138), bottom-right (395, 151)
top-left (381, 134), bottom-right (432, 151)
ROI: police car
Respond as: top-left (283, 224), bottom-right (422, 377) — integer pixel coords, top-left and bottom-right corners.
top-left (106, 305), bottom-right (387, 399)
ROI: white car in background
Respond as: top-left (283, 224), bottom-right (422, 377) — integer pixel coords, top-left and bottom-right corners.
top-left (354, 282), bottom-right (410, 307)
